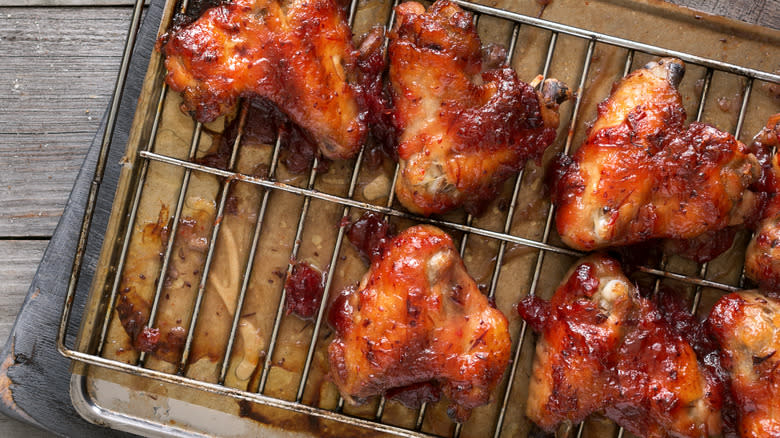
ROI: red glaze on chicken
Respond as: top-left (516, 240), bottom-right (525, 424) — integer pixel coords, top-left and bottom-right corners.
top-left (388, 0), bottom-right (568, 216)
top-left (328, 225), bottom-right (511, 421)
top-left (745, 114), bottom-right (780, 291)
top-left (708, 292), bottom-right (780, 438)
top-left (518, 254), bottom-right (722, 437)
top-left (159, 0), bottom-right (370, 160)
top-left (552, 58), bottom-right (761, 252)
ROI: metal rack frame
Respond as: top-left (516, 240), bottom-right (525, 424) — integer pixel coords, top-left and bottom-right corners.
top-left (58, 0), bottom-right (780, 437)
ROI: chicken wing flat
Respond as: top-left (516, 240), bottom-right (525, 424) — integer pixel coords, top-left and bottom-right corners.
top-left (160, 0), bottom-right (369, 160)
top-left (708, 292), bottom-right (780, 437)
top-left (745, 114), bottom-right (780, 291)
top-left (518, 254), bottom-right (723, 437)
top-left (552, 58), bottom-right (761, 252)
top-left (389, 0), bottom-right (568, 216)
top-left (328, 224), bottom-right (511, 421)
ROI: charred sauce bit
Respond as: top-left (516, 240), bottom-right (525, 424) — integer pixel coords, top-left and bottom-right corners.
top-left (346, 211), bottom-right (396, 264)
top-left (284, 261), bottom-right (324, 320)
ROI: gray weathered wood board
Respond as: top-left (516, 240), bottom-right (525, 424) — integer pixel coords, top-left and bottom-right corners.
top-left (0, 7), bottom-right (131, 238)
top-left (0, 241), bottom-right (47, 344)
top-left (0, 239), bottom-right (50, 438)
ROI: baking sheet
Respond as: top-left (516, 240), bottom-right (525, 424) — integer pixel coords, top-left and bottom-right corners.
top-left (67, 0), bottom-right (780, 437)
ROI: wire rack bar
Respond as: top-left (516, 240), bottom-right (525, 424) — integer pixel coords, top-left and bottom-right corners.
top-left (452, 0), bottom-right (780, 84)
top-left (255, 154), bottom-right (325, 393)
top-left (58, 0), bottom-right (148, 362)
top-left (137, 147), bottom-right (753, 297)
top-left (58, 0), bottom-right (780, 437)
top-left (175, 106), bottom-right (250, 374)
top-left (95, 83), bottom-right (169, 357)
top-left (493, 38), bottom-right (597, 438)
top-left (486, 29), bottom-right (557, 302)
top-left (253, 0), bottom-right (371, 396)
top-left (609, 62), bottom-right (719, 437)
top-left (216, 136), bottom-right (283, 384)
top-left (63, 347), bottom-right (443, 438)
top-left (688, 77), bottom-right (753, 313)
top-left (137, 122), bottom-right (203, 366)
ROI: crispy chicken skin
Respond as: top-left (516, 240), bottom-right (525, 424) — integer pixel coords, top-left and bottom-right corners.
top-left (708, 292), bottom-right (780, 437)
top-left (328, 225), bottom-right (511, 421)
top-left (389, 0), bottom-right (568, 216)
top-left (159, 0), bottom-right (367, 160)
top-left (518, 255), bottom-right (722, 437)
top-left (552, 58), bottom-right (761, 251)
top-left (745, 114), bottom-right (780, 291)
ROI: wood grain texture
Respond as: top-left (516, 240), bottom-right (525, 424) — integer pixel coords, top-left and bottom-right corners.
top-left (0, 241), bottom-right (46, 349)
top-left (0, 417), bottom-right (53, 438)
top-left (0, 7), bottom-right (132, 237)
top-left (0, 240), bottom-right (53, 438)
top-left (666, 0), bottom-right (780, 29)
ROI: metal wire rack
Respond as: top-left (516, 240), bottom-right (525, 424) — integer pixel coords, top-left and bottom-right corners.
top-left (58, 0), bottom-right (780, 437)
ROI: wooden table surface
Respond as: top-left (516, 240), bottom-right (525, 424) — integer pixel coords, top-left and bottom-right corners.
top-left (0, 0), bottom-right (777, 436)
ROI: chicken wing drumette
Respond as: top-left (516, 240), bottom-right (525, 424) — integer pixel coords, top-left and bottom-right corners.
top-left (159, 0), bottom-right (370, 160)
top-left (389, 0), bottom-right (569, 216)
top-left (552, 58), bottom-right (761, 252)
top-left (744, 114), bottom-right (780, 291)
top-left (518, 254), bottom-right (723, 437)
top-left (708, 292), bottom-right (780, 437)
top-left (328, 224), bottom-right (511, 421)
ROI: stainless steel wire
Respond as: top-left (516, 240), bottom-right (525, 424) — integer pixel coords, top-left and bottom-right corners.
top-left (689, 77), bottom-right (753, 314)
top-left (493, 37), bottom-right (596, 438)
top-left (137, 123), bottom-right (203, 366)
top-left (176, 106), bottom-right (250, 374)
top-left (609, 56), bottom-right (716, 438)
top-left (218, 134), bottom-right (284, 384)
top-left (58, 0), bottom-right (780, 437)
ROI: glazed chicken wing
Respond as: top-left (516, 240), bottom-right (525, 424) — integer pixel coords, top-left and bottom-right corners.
top-left (745, 114), bottom-right (780, 291)
top-left (518, 254), bottom-right (722, 437)
top-left (328, 224), bottom-right (511, 421)
top-left (160, 0), bottom-right (368, 160)
top-left (708, 292), bottom-right (780, 437)
top-left (389, 0), bottom-right (569, 216)
top-left (552, 58), bottom-right (761, 252)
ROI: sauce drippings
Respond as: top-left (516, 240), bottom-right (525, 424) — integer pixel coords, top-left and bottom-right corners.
top-left (284, 261), bottom-right (324, 320)
top-left (346, 211), bottom-right (395, 263)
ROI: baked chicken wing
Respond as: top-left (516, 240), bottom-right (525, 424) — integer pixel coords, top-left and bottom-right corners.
top-left (552, 58), bottom-right (761, 252)
top-left (744, 114), bottom-right (780, 291)
top-left (159, 0), bottom-right (369, 160)
top-left (389, 0), bottom-right (569, 216)
top-left (328, 224), bottom-right (511, 421)
top-left (518, 254), bottom-right (722, 437)
top-left (708, 292), bottom-right (780, 437)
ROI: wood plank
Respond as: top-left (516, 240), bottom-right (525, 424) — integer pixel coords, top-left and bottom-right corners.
top-left (0, 133), bottom-right (103, 237)
top-left (0, 240), bottom-right (47, 350)
top-left (0, 7), bottom-right (132, 237)
top-left (0, 239), bottom-right (54, 437)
